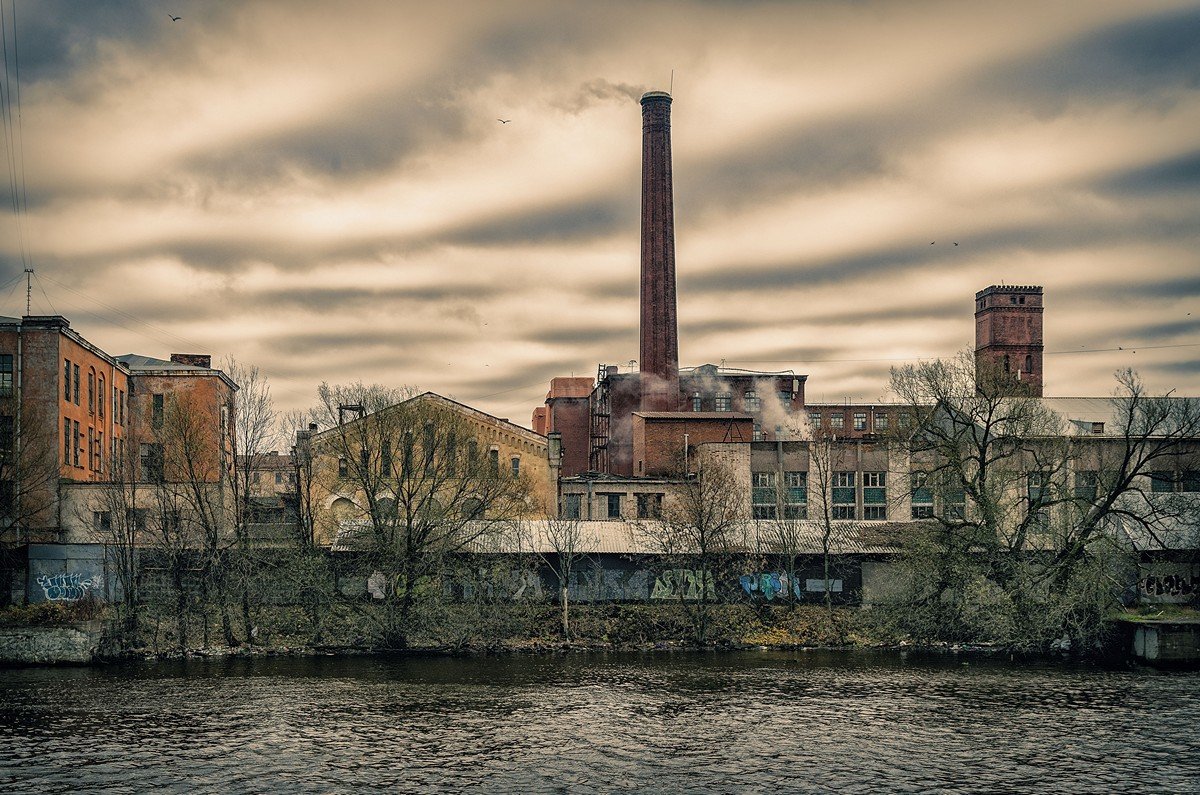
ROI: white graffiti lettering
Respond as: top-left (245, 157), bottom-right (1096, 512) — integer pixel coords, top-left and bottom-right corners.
top-left (36, 573), bottom-right (97, 602)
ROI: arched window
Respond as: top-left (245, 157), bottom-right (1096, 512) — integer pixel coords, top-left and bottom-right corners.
top-left (511, 456), bottom-right (520, 477)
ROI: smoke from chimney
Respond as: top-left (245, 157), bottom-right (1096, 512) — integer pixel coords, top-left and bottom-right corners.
top-left (639, 90), bottom-right (680, 412)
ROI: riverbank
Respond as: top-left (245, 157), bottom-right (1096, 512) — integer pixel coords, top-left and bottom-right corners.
top-left (8, 600), bottom-right (1196, 666)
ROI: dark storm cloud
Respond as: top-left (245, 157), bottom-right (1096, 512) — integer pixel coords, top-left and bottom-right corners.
top-left (263, 328), bottom-right (470, 357)
top-left (175, 93), bottom-right (473, 188)
top-left (1159, 359), bottom-right (1200, 376)
top-left (1097, 150), bottom-right (1200, 194)
top-left (1129, 319), bottom-right (1200, 342)
top-left (517, 323), bottom-right (633, 348)
top-left (678, 118), bottom-right (892, 214)
top-left (553, 78), bottom-right (650, 114)
top-left (684, 217), bottom-right (1200, 296)
top-left (1064, 276), bottom-right (1200, 304)
top-left (245, 284), bottom-right (506, 314)
top-left (976, 6), bottom-right (1200, 113)
top-left (443, 192), bottom-right (637, 247)
top-left (7, 0), bottom-right (164, 83)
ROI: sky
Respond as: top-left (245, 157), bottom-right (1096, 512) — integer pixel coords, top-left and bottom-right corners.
top-left (1, 0), bottom-right (1198, 428)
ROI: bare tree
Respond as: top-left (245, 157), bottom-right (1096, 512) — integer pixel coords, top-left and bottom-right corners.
top-left (154, 388), bottom-right (237, 648)
top-left (888, 351), bottom-right (1200, 648)
top-left (309, 384), bottom-right (532, 649)
top-left (0, 385), bottom-right (61, 605)
top-left (518, 514), bottom-right (598, 639)
top-left (223, 358), bottom-right (279, 643)
top-left (637, 451), bottom-right (748, 644)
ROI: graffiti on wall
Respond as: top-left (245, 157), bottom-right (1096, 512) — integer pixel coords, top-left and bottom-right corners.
top-left (739, 572), bottom-right (800, 600)
top-left (739, 572), bottom-right (844, 600)
top-left (650, 569), bottom-right (717, 601)
top-left (1141, 574), bottom-right (1199, 598)
top-left (37, 573), bottom-right (99, 602)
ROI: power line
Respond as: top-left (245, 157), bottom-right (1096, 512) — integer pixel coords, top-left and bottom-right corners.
top-left (36, 272), bottom-right (211, 353)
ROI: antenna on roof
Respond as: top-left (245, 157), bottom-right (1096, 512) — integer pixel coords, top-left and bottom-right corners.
top-left (670, 69), bottom-right (674, 95)
top-left (24, 269), bottom-right (32, 315)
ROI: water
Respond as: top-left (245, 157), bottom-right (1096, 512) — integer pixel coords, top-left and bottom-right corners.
top-left (2, 651), bottom-right (1198, 793)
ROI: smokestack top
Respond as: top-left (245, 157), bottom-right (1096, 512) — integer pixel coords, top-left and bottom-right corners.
top-left (640, 90), bottom-right (672, 105)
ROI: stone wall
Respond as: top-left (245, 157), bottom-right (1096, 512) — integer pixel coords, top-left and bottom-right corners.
top-left (0, 621), bottom-right (103, 664)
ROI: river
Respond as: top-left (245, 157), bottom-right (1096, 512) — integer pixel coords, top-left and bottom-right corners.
top-left (2, 650), bottom-right (1198, 793)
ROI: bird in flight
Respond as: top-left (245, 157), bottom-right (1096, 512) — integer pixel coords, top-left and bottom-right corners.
top-left (497, 119), bottom-right (511, 124)
top-left (169, 14), bottom-right (181, 21)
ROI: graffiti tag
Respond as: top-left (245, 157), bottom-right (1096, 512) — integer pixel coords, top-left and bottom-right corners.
top-left (739, 572), bottom-right (800, 600)
top-left (650, 569), bottom-right (717, 601)
top-left (37, 573), bottom-right (97, 602)
top-left (1141, 574), bottom-right (1199, 598)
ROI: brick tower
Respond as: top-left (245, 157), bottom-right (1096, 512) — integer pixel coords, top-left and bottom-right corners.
top-left (638, 91), bottom-right (680, 412)
top-left (974, 285), bottom-right (1044, 396)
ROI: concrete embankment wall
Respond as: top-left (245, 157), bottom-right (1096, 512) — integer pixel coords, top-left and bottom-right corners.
top-left (0, 622), bottom-right (103, 665)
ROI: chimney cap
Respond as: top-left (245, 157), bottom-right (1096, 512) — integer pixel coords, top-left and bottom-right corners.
top-left (640, 90), bottom-right (672, 104)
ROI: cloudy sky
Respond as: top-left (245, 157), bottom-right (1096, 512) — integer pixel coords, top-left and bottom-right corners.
top-left (2, 0), bottom-right (1198, 425)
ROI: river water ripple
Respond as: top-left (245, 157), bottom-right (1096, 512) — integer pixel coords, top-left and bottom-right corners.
top-left (2, 651), bottom-right (1198, 793)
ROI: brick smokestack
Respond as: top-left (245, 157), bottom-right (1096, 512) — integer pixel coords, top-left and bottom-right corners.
top-left (639, 90), bottom-right (679, 412)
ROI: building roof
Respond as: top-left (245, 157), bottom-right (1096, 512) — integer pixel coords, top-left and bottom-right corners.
top-left (116, 354), bottom-right (207, 371)
top-left (311, 391), bottom-right (547, 447)
top-left (633, 411), bottom-right (755, 421)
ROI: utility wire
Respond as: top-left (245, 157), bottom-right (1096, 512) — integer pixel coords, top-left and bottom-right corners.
top-left (38, 272), bottom-right (211, 353)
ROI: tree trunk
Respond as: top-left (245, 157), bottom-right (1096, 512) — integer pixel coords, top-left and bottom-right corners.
top-left (561, 586), bottom-right (570, 639)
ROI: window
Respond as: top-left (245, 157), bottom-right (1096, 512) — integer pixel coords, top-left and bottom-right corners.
top-left (744, 391), bottom-right (761, 412)
top-left (96, 431), bottom-right (103, 473)
top-left (98, 375), bottom-right (105, 418)
top-left (73, 364), bottom-right (80, 405)
top-left (64, 417), bottom-right (71, 464)
top-left (380, 440), bottom-right (392, 473)
top-left (73, 421), bottom-right (81, 467)
top-left (359, 447), bottom-right (370, 472)
top-left (752, 471), bottom-right (777, 519)
top-left (1027, 471), bottom-right (1049, 504)
top-left (715, 393), bottom-right (732, 412)
top-left (1075, 470), bottom-right (1098, 502)
top-left (602, 493), bottom-right (623, 519)
top-left (1024, 354), bottom-right (1032, 375)
top-left (753, 423), bottom-right (764, 442)
top-left (0, 354), bottom-right (12, 397)
top-left (488, 448), bottom-right (499, 476)
top-left (64, 360), bottom-right (71, 400)
top-left (87, 428), bottom-right (94, 471)
top-left (911, 473), bottom-right (934, 518)
top-left (152, 393), bottom-right (164, 429)
top-left (778, 391), bottom-right (792, 406)
top-left (832, 472), bottom-right (855, 519)
top-left (637, 493), bottom-right (663, 519)
top-left (140, 443), bottom-right (164, 481)
top-left (1182, 471), bottom-right (1200, 493)
top-left (93, 511), bottom-right (112, 533)
top-left (692, 392), bottom-right (702, 412)
top-left (126, 508), bottom-right (149, 533)
top-left (830, 413), bottom-right (844, 430)
top-left (784, 471), bottom-right (807, 519)
top-left (898, 413), bottom-right (911, 430)
top-left (511, 457), bottom-right (521, 477)
top-left (853, 412), bottom-right (867, 431)
top-left (1150, 471), bottom-right (1175, 493)
top-left (338, 457), bottom-right (349, 478)
top-left (808, 411), bottom-right (822, 429)
top-left (863, 472), bottom-right (886, 520)
top-left (252, 471), bottom-right (261, 484)
top-left (562, 493), bottom-right (582, 519)
top-left (945, 488), bottom-right (966, 520)
top-left (88, 370), bottom-right (95, 414)
top-left (275, 471), bottom-right (283, 485)
top-left (119, 390), bottom-right (125, 425)
top-left (874, 414), bottom-right (888, 431)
